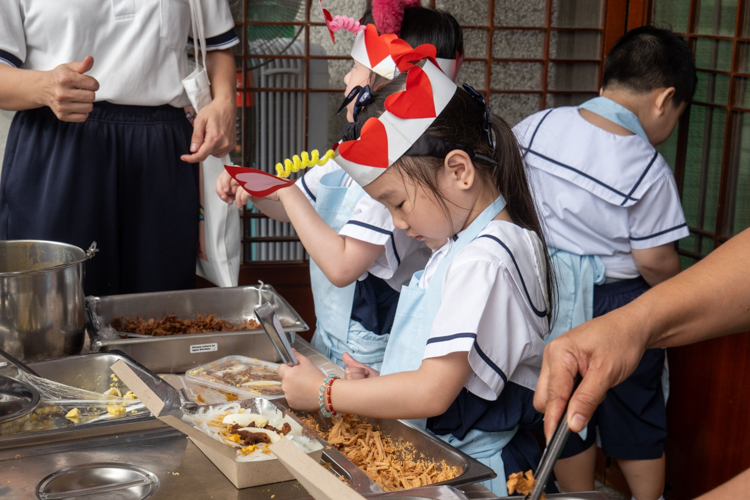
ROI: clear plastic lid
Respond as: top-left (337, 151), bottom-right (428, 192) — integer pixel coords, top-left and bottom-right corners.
top-left (185, 355), bottom-right (283, 400)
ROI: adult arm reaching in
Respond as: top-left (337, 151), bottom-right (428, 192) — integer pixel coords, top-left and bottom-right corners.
top-left (534, 227), bottom-right (750, 440)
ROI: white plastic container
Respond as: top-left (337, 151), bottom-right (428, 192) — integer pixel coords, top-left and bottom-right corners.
top-left (185, 355), bottom-right (283, 400)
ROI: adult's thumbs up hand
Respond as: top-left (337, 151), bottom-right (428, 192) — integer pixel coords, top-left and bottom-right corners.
top-left (44, 55), bottom-right (99, 122)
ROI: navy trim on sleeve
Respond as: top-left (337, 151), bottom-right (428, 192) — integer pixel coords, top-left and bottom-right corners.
top-left (478, 235), bottom-right (548, 318)
top-left (474, 342), bottom-right (508, 383)
top-left (426, 332), bottom-right (508, 384)
top-left (344, 220), bottom-right (401, 266)
top-left (426, 332), bottom-right (477, 345)
top-left (630, 223), bottom-right (688, 242)
top-left (188, 28), bottom-right (239, 50)
top-left (299, 175), bottom-right (316, 202)
top-left (621, 151), bottom-right (659, 207)
top-left (525, 150), bottom-right (639, 204)
top-left (0, 49), bottom-right (22, 68)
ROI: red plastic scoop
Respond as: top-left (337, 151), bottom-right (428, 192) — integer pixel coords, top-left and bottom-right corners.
top-left (224, 165), bottom-right (296, 198)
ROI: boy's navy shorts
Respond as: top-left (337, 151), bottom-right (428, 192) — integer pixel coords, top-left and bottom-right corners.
top-left (560, 276), bottom-right (667, 460)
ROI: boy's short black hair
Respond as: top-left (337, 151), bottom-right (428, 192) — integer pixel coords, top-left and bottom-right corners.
top-left (603, 25), bottom-right (697, 106)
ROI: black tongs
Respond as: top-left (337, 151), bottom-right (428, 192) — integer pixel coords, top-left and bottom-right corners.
top-left (255, 302), bottom-right (299, 366)
top-left (526, 374), bottom-right (582, 500)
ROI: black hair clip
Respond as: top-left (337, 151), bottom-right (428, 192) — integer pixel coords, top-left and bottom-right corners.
top-left (335, 85), bottom-right (362, 116)
top-left (462, 83), bottom-right (495, 151)
top-left (352, 85), bottom-right (372, 122)
top-left (334, 85), bottom-right (373, 122)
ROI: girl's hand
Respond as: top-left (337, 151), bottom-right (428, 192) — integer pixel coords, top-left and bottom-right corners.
top-left (216, 170), bottom-right (237, 204)
top-left (342, 353), bottom-right (380, 380)
top-left (278, 351), bottom-right (326, 412)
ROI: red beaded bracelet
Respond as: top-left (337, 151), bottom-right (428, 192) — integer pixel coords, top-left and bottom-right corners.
top-left (318, 374), bottom-right (340, 417)
top-left (325, 378), bottom-right (337, 416)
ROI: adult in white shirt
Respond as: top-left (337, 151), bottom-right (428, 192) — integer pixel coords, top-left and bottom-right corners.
top-left (0, 0), bottom-right (239, 295)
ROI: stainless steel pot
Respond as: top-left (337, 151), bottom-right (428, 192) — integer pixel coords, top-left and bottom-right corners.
top-left (0, 240), bottom-right (97, 363)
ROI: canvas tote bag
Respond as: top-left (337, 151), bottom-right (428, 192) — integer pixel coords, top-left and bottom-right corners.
top-left (184, 0), bottom-right (240, 287)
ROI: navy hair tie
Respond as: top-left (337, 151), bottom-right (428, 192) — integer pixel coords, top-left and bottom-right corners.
top-left (462, 83), bottom-right (495, 151)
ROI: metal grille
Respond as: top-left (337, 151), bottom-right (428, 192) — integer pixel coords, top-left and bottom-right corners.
top-left (233, 0), bottom-right (629, 265)
top-left (651, 0), bottom-right (750, 265)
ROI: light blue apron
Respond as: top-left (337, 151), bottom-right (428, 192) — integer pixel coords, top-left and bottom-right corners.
top-left (379, 196), bottom-right (516, 495)
top-left (309, 170), bottom-right (390, 370)
top-left (548, 97), bottom-right (652, 342)
top-left (551, 97), bottom-right (669, 402)
top-left (545, 249), bottom-right (605, 344)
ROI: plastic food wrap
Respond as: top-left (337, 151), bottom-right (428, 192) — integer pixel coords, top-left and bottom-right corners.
top-left (186, 356), bottom-right (283, 399)
top-left (0, 370), bottom-right (148, 436)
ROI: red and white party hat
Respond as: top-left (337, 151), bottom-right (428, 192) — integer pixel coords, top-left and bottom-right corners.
top-left (335, 58), bottom-right (457, 186)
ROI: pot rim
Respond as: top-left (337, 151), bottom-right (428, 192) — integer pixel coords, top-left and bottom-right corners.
top-left (0, 240), bottom-right (97, 277)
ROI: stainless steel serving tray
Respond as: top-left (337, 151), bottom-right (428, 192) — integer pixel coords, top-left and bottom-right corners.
top-left (0, 352), bottom-right (165, 450)
top-left (272, 399), bottom-right (497, 493)
top-left (86, 284), bottom-right (309, 373)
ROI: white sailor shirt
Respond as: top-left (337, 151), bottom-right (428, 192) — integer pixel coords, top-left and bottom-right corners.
top-left (296, 160), bottom-right (431, 290)
top-left (0, 0), bottom-right (239, 107)
top-left (421, 221), bottom-right (549, 401)
top-left (514, 107), bottom-right (689, 279)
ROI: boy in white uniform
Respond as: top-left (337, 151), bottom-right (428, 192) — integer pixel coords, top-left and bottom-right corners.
top-left (514, 26), bottom-right (696, 500)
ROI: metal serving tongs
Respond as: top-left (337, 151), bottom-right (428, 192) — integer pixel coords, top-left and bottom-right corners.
top-left (526, 374), bottom-right (583, 500)
top-left (0, 346), bottom-right (41, 377)
top-left (255, 302), bottom-right (299, 366)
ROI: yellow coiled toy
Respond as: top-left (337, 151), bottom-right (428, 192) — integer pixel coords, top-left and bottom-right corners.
top-left (275, 149), bottom-right (336, 178)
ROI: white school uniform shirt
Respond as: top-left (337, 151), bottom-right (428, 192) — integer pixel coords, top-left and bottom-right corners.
top-left (515, 107), bottom-right (689, 279)
top-left (0, 0), bottom-right (239, 107)
top-left (421, 221), bottom-right (549, 401)
top-left (296, 160), bottom-right (431, 291)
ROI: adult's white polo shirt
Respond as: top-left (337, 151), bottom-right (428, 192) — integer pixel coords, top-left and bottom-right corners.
top-left (0, 0), bottom-right (239, 107)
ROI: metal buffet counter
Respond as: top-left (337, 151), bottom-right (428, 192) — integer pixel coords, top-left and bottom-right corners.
top-left (0, 285), bottom-right (503, 500)
top-left (0, 343), bottom-right (501, 500)
top-left (0, 284), bottom-right (608, 500)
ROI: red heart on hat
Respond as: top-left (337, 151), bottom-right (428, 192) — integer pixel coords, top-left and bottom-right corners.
top-left (339, 118), bottom-right (389, 169)
top-left (384, 66), bottom-right (436, 119)
top-left (363, 24), bottom-right (397, 68)
top-left (389, 39), bottom-right (437, 72)
top-left (224, 165), bottom-right (296, 198)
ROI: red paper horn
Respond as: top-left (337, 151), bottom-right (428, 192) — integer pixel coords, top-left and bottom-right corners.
top-left (224, 165), bottom-right (296, 198)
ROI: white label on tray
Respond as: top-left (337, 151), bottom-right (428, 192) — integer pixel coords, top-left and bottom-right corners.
top-left (190, 343), bottom-right (219, 354)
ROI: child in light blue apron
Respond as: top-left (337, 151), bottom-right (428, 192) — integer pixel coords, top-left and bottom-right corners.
top-left (513, 26), bottom-right (696, 500)
top-left (216, 4), bottom-right (464, 371)
top-left (279, 58), bottom-right (556, 496)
